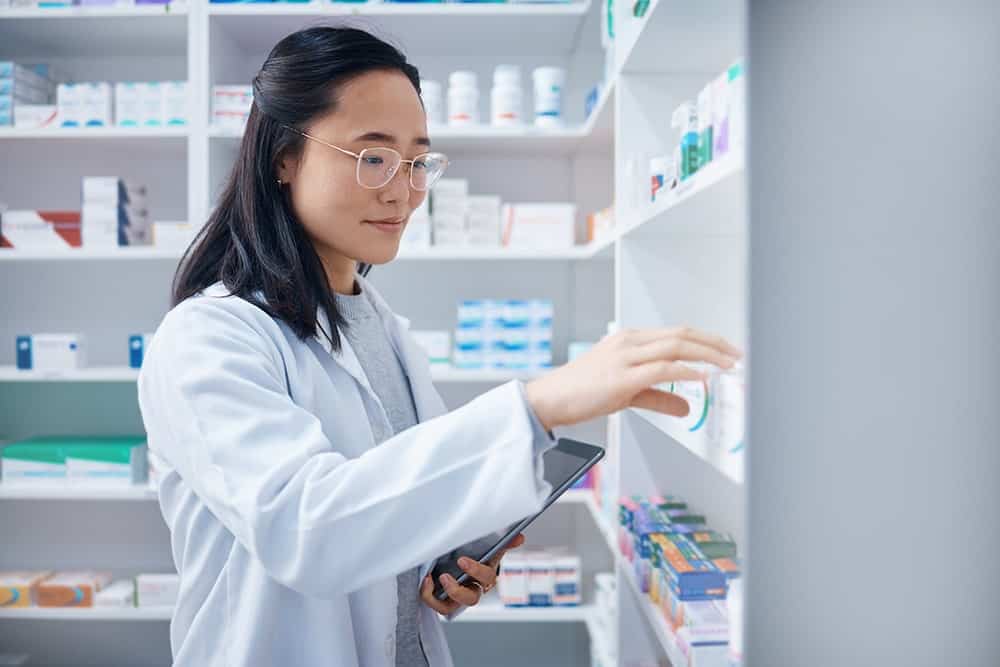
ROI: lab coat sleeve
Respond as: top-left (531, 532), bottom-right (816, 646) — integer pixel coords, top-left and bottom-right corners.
top-left (138, 298), bottom-right (552, 598)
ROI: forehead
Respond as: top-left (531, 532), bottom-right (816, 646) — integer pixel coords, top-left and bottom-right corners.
top-left (313, 69), bottom-right (426, 139)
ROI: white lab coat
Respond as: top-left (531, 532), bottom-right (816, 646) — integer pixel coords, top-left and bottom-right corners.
top-left (137, 275), bottom-right (553, 667)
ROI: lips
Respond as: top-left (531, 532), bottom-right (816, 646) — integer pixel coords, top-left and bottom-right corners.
top-left (365, 218), bottom-right (405, 233)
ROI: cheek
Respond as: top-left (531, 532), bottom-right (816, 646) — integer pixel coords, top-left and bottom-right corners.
top-left (291, 160), bottom-right (367, 240)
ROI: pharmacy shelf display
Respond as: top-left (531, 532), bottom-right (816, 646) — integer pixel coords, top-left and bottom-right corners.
top-left (0, 0), bottom-right (748, 666)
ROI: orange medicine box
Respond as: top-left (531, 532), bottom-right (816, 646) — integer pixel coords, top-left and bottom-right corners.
top-left (36, 571), bottom-right (112, 608)
top-left (0, 571), bottom-right (52, 608)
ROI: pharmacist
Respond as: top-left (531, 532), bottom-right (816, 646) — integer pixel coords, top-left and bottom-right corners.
top-left (138, 26), bottom-right (740, 667)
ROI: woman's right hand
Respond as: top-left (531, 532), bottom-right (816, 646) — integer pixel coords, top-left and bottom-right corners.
top-left (524, 327), bottom-right (742, 431)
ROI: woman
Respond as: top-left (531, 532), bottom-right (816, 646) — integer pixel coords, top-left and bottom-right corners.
top-left (137, 26), bottom-right (739, 667)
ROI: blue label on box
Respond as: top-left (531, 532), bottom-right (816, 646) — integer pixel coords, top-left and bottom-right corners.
top-left (16, 336), bottom-right (32, 370)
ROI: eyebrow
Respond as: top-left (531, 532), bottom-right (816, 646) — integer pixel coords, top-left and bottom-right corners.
top-left (354, 131), bottom-right (432, 148)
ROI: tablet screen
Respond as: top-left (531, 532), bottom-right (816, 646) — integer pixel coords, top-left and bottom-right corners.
top-left (431, 439), bottom-right (604, 597)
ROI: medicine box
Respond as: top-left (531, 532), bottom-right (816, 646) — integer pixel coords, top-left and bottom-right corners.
top-left (136, 573), bottom-right (180, 608)
top-left (0, 571), bottom-right (52, 608)
top-left (129, 333), bottom-right (154, 369)
top-left (409, 330), bottom-right (451, 365)
top-left (0, 210), bottom-right (81, 249)
top-left (36, 572), bottom-right (113, 607)
top-left (64, 436), bottom-right (148, 487)
top-left (15, 333), bottom-right (86, 372)
top-left (95, 579), bottom-right (136, 608)
top-left (501, 203), bottom-right (576, 249)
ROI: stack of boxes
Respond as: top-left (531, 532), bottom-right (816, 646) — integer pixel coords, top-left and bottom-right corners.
top-left (428, 178), bottom-right (469, 246)
top-left (113, 81), bottom-right (188, 127)
top-left (619, 494), bottom-right (741, 665)
top-left (82, 176), bottom-right (151, 247)
top-left (453, 299), bottom-right (553, 371)
top-left (0, 436), bottom-right (148, 488)
top-left (212, 84), bottom-right (253, 130)
top-left (0, 61), bottom-right (56, 128)
top-left (497, 549), bottom-right (581, 608)
top-left (0, 571), bottom-right (180, 610)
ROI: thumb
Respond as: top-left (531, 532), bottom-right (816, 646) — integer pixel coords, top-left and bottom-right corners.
top-left (630, 388), bottom-right (690, 417)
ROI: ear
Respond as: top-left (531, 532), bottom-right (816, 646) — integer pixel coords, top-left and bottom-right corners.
top-left (276, 153), bottom-right (298, 185)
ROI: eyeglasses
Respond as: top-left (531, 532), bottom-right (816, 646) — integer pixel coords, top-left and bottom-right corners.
top-left (282, 125), bottom-right (449, 191)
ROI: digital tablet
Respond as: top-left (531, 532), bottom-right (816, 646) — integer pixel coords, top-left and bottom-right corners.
top-left (432, 438), bottom-right (605, 601)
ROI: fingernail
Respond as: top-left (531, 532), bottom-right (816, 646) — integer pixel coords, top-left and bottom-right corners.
top-left (459, 557), bottom-right (471, 568)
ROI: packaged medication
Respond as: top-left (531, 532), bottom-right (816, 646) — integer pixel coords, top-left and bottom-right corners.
top-left (95, 579), bottom-right (136, 608)
top-left (420, 79), bottom-right (444, 126)
top-left (0, 572), bottom-right (52, 608)
top-left (491, 65), bottom-right (523, 127)
top-left (689, 531), bottom-right (738, 559)
top-left (61, 82), bottom-right (112, 127)
top-left (136, 573), bottom-right (180, 607)
top-left (465, 195), bottom-right (501, 246)
top-left (672, 101), bottom-right (699, 181)
top-left (498, 553), bottom-right (529, 607)
top-left (430, 178), bottom-right (469, 245)
top-left (447, 71), bottom-right (479, 126)
top-left (162, 81), bottom-right (188, 125)
top-left (114, 82), bottom-right (143, 127)
top-left (36, 572), bottom-right (113, 607)
top-left (532, 66), bottom-right (566, 128)
top-left (16, 333), bottom-right (86, 372)
top-left (212, 85), bottom-right (253, 129)
top-left (0, 210), bottom-right (81, 249)
top-left (501, 203), bottom-right (576, 249)
top-left (552, 554), bottom-right (581, 606)
top-left (1, 441), bottom-right (67, 486)
top-left (697, 82), bottom-right (714, 168)
top-left (410, 330), bottom-right (451, 365)
top-left (401, 197), bottom-right (431, 248)
top-left (129, 333), bottom-right (154, 369)
top-left (152, 220), bottom-right (198, 250)
top-left (650, 155), bottom-right (670, 203)
top-left (65, 437), bottom-right (148, 487)
top-left (13, 103), bottom-right (57, 129)
top-left (527, 555), bottom-right (555, 606)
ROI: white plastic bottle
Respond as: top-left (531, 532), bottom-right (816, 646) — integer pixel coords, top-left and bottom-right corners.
top-left (420, 79), bottom-right (444, 126)
top-left (448, 71), bottom-right (479, 127)
top-left (532, 66), bottom-right (566, 128)
top-left (491, 65), bottom-right (523, 127)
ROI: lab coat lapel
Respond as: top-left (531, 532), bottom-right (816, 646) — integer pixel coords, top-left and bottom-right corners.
top-left (313, 306), bottom-right (377, 400)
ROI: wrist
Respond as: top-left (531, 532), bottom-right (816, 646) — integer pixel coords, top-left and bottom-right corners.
top-left (524, 378), bottom-right (559, 432)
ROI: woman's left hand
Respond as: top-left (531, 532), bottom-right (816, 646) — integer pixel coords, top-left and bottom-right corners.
top-left (420, 534), bottom-right (526, 615)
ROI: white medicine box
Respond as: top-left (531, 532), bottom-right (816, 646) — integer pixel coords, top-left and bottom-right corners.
top-left (16, 334), bottom-right (86, 372)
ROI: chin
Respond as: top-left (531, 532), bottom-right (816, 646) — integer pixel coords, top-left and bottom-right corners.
top-left (360, 239), bottom-right (403, 266)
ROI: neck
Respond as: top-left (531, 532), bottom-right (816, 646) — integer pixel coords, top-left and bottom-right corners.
top-left (317, 248), bottom-right (358, 295)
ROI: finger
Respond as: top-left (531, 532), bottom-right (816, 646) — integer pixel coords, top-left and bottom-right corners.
top-left (627, 338), bottom-right (738, 370)
top-left (629, 388), bottom-right (690, 417)
top-left (441, 574), bottom-right (480, 607)
top-left (421, 575), bottom-right (460, 615)
top-left (490, 534), bottom-right (526, 566)
top-left (458, 557), bottom-right (497, 587)
top-left (623, 327), bottom-right (742, 358)
top-left (627, 360), bottom-right (705, 388)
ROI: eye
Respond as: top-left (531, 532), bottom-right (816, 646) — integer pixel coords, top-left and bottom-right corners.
top-left (362, 155), bottom-right (385, 166)
top-left (412, 159), bottom-right (429, 171)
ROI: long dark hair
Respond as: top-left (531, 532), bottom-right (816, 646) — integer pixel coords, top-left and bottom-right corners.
top-left (173, 26), bottom-right (421, 351)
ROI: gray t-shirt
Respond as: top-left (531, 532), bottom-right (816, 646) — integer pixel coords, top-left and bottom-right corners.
top-left (334, 287), bottom-right (428, 667)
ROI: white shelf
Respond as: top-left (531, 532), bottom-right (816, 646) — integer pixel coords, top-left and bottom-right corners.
top-left (0, 366), bottom-right (140, 382)
top-left (617, 557), bottom-right (687, 667)
top-left (0, 244), bottom-right (610, 262)
top-left (0, 127), bottom-right (189, 141)
top-left (210, 123), bottom-right (612, 158)
top-left (617, 152), bottom-right (746, 241)
top-left (0, 485), bottom-right (156, 501)
top-left (0, 365), bottom-right (546, 384)
top-left (456, 598), bottom-right (593, 624)
top-left (0, 5), bottom-right (185, 19)
top-left (0, 5), bottom-right (187, 57)
top-left (620, 0), bottom-right (742, 75)
top-left (0, 606), bottom-right (173, 621)
top-left (207, 1), bottom-right (590, 58)
top-left (630, 407), bottom-right (742, 485)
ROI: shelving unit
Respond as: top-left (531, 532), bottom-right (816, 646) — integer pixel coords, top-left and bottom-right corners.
top-left (0, 1), bottom-right (746, 666)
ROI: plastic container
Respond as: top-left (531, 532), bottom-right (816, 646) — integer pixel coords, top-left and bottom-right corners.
top-left (447, 71), bottom-right (479, 126)
top-left (671, 101), bottom-right (699, 180)
top-left (491, 65), bottom-right (523, 127)
top-left (420, 79), bottom-right (444, 126)
top-left (532, 66), bottom-right (566, 128)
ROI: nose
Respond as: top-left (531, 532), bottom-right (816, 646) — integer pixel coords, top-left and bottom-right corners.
top-left (377, 163), bottom-right (411, 206)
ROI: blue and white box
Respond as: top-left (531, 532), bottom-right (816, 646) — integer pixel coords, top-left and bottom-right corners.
top-left (129, 334), bottom-right (154, 369)
top-left (16, 334), bottom-right (87, 372)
